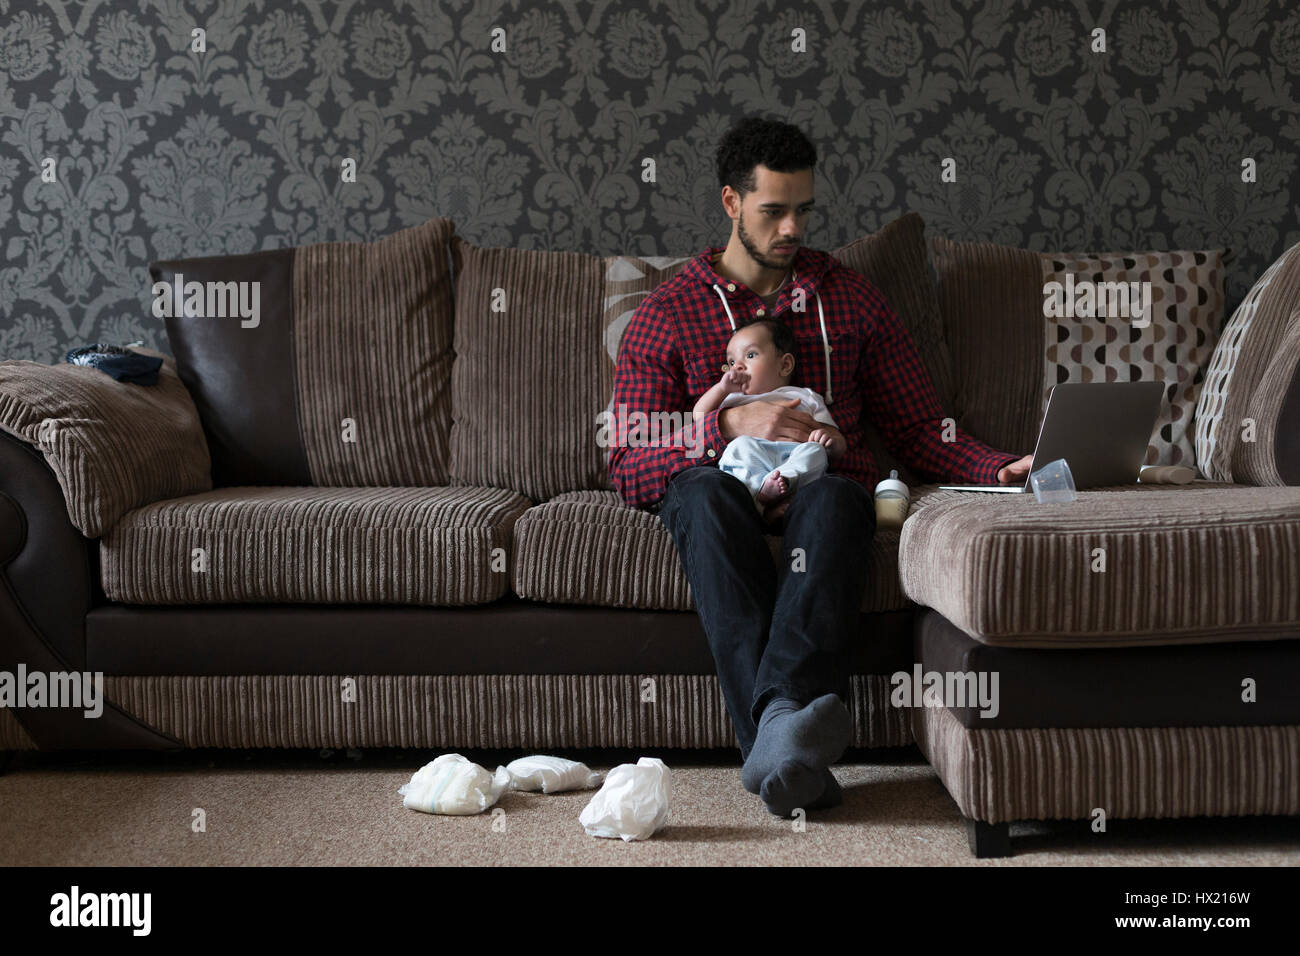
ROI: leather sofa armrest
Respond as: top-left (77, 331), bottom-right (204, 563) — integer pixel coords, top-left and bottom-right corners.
top-left (0, 432), bottom-right (95, 670)
top-left (0, 432), bottom-right (182, 750)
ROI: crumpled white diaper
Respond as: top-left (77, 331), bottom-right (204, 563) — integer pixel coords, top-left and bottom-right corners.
top-left (578, 757), bottom-right (671, 841)
top-left (505, 755), bottom-right (603, 793)
top-left (399, 753), bottom-right (511, 815)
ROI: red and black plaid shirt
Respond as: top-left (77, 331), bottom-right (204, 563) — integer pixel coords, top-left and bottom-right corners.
top-left (609, 244), bottom-right (1020, 510)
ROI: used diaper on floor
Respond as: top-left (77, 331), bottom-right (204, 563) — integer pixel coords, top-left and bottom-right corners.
top-left (578, 757), bottom-right (672, 841)
top-left (399, 754), bottom-right (511, 815)
top-left (506, 755), bottom-right (602, 793)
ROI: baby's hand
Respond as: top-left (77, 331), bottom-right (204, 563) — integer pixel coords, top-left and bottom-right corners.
top-left (720, 368), bottom-right (749, 393)
top-left (809, 427), bottom-right (846, 458)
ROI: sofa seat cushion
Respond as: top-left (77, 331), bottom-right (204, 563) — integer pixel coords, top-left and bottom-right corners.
top-left (900, 482), bottom-right (1300, 647)
top-left (512, 486), bottom-right (956, 612)
top-left (101, 486), bottom-right (531, 606)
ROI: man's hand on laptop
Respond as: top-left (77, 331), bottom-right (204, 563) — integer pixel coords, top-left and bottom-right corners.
top-left (719, 398), bottom-right (816, 443)
top-left (996, 454), bottom-right (1034, 484)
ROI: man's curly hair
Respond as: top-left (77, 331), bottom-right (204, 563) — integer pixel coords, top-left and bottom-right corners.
top-left (715, 117), bottom-right (817, 197)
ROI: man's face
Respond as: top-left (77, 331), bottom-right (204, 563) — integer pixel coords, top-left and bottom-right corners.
top-left (725, 164), bottom-right (815, 270)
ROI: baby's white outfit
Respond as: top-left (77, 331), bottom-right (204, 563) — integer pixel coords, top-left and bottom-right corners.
top-left (717, 386), bottom-right (837, 506)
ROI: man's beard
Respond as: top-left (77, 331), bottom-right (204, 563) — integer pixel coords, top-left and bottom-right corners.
top-left (737, 213), bottom-right (796, 271)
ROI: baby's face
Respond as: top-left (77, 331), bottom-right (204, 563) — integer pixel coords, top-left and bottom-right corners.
top-left (725, 326), bottom-right (793, 394)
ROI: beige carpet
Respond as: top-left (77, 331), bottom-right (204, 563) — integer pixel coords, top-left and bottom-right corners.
top-left (2, 746), bottom-right (1296, 866)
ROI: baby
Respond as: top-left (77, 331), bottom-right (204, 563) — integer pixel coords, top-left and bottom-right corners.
top-left (693, 319), bottom-right (846, 517)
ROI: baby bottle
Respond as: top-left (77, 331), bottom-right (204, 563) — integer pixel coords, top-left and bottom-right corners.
top-left (873, 470), bottom-right (910, 531)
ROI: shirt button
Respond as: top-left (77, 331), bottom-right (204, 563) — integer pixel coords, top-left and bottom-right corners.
top-left (726, 283), bottom-right (736, 292)
top-left (756, 308), bottom-right (766, 317)
top-left (706, 448), bottom-right (716, 458)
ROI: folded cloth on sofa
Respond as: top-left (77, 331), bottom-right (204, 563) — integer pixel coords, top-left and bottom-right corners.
top-left (0, 349), bottom-right (211, 538)
top-left (65, 344), bottom-right (164, 385)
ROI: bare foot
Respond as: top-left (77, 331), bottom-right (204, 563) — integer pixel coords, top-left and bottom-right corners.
top-left (756, 470), bottom-right (789, 505)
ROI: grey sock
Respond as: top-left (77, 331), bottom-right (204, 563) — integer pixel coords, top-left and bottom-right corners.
top-left (741, 693), bottom-right (852, 799)
top-left (759, 760), bottom-right (826, 817)
top-left (805, 768), bottom-right (843, 812)
top-left (759, 767), bottom-right (843, 817)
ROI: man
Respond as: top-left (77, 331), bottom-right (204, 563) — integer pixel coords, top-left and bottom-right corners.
top-left (608, 117), bottom-right (1032, 817)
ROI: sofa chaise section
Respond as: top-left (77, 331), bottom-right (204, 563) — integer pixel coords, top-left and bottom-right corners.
top-left (900, 482), bottom-right (1300, 647)
top-left (899, 484), bottom-right (1300, 855)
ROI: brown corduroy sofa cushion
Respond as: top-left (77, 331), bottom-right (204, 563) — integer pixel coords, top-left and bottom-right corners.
top-left (931, 238), bottom-right (1225, 466)
top-left (1238, 311), bottom-right (1300, 485)
top-left (449, 241), bottom-right (605, 500)
top-left (1197, 239), bottom-right (1300, 483)
top-left (448, 239), bottom-right (694, 501)
top-left (101, 485), bottom-right (530, 606)
top-left (156, 217), bottom-right (456, 488)
top-left (899, 482), bottom-right (1300, 647)
top-left (292, 218), bottom-right (455, 486)
top-left (0, 350), bottom-right (211, 538)
top-left (511, 487), bottom-right (963, 612)
top-left (833, 212), bottom-right (955, 414)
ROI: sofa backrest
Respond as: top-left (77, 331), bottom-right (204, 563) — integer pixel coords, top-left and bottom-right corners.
top-left (931, 238), bottom-right (1226, 468)
top-left (449, 214), bottom-right (951, 501)
top-left (155, 217), bottom-right (456, 487)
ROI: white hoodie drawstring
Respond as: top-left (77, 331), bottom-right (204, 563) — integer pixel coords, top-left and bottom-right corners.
top-left (711, 274), bottom-right (833, 404)
top-left (711, 282), bottom-right (738, 330)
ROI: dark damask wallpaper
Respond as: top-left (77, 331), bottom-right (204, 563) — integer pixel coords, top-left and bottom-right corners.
top-left (1, 0), bottom-right (1298, 361)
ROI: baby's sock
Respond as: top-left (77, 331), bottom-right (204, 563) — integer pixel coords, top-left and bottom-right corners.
top-left (741, 694), bottom-right (852, 804)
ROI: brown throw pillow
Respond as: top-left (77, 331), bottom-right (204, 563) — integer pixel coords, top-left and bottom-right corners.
top-left (1196, 239), bottom-right (1300, 482)
top-left (931, 238), bottom-right (1226, 466)
top-left (833, 212), bottom-right (953, 483)
top-left (833, 212), bottom-right (955, 414)
top-left (1237, 315), bottom-right (1300, 485)
top-left (448, 238), bottom-right (692, 501)
top-left (0, 350), bottom-right (211, 538)
top-left (155, 216), bottom-right (456, 487)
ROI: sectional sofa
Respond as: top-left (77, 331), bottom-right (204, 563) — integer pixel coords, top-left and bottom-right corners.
top-left (2, 212), bottom-right (1298, 856)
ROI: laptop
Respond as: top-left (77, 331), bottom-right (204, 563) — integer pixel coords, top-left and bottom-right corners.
top-left (939, 381), bottom-right (1165, 493)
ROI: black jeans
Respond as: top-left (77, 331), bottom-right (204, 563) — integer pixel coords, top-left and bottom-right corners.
top-left (657, 467), bottom-right (876, 760)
